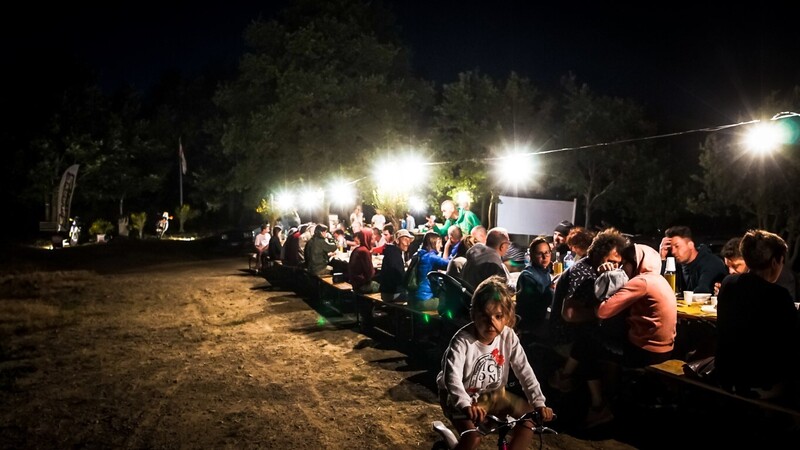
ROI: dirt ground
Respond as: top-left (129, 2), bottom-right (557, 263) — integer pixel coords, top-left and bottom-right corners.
top-left (0, 239), bottom-right (648, 449)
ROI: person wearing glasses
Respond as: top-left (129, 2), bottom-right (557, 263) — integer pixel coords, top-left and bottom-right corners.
top-left (460, 227), bottom-right (513, 292)
top-left (516, 236), bottom-right (555, 341)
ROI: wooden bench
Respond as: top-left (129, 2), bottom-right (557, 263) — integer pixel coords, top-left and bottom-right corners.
top-left (274, 269), bottom-right (448, 353)
top-left (318, 274), bottom-right (353, 292)
top-left (353, 291), bottom-right (441, 343)
top-left (646, 359), bottom-right (800, 420)
top-left (313, 274), bottom-right (357, 320)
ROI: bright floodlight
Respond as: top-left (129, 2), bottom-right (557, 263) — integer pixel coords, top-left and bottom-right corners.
top-left (455, 191), bottom-right (472, 208)
top-left (275, 191), bottom-right (295, 211)
top-left (494, 149), bottom-right (536, 188)
top-left (328, 179), bottom-right (356, 209)
top-left (408, 195), bottom-right (427, 213)
top-left (744, 122), bottom-right (787, 154)
top-left (298, 187), bottom-right (324, 212)
top-left (372, 152), bottom-right (428, 195)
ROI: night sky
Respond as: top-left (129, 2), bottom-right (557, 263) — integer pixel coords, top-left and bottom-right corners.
top-left (7, 1), bottom-right (799, 131)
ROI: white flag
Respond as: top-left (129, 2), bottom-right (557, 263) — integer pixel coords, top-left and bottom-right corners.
top-left (179, 140), bottom-right (187, 175)
top-left (57, 164), bottom-right (79, 230)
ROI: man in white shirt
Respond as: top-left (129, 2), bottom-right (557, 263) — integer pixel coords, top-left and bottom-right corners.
top-left (254, 224), bottom-right (271, 270)
top-left (371, 213), bottom-right (386, 230)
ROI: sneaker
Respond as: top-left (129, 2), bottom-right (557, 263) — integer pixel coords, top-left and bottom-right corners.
top-left (548, 369), bottom-right (576, 393)
top-left (584, 404), bottom-right (614, 428)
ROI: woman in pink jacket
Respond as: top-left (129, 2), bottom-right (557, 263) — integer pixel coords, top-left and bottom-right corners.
top-left (596, 243), bottom-right (677, 366)
top-left (571, 243), bottom-right (677, 428)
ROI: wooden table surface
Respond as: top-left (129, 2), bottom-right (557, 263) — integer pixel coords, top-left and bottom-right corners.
top-left (676, 300), bottom-right (717, 320)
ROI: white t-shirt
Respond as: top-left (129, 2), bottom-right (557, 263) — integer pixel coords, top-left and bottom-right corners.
top-left (254, 232), bottom-right (270, 250)
top-left (371, 214), bottom-right (386, 229)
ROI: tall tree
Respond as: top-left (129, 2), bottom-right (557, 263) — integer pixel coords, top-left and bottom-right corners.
top-left (215, 0), bottom-right (432, 217)
top-left (546, 74), bottom-right (661, 230)
top-left (78, 87), bottom-right (166, 225)
top-left (22, 82), bottom-right (108, 227)
top-left (432, 71), bottom-right (553, 223)
top-left (148, 71), bottom-right (236, 225)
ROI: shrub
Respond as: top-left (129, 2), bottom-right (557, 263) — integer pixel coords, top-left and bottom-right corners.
top-left (89, 219), bottom-right (114, 236)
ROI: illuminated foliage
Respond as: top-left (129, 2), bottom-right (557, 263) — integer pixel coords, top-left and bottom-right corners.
top-left (693, 88), bottom-right (800, 264)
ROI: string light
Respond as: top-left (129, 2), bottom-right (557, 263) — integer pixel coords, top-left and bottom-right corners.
top-left (418, 113), bottom-right (797, 165)
top-left (269, 112), bottom-right (799, 203)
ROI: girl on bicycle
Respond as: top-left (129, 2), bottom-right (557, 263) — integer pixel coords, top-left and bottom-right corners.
top-left (436, 275), bottom-right (555, 450)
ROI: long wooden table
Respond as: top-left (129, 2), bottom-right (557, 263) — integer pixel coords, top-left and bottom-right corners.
top-left (674, 299), bottom-right (717, 362)
top-left (676, 300), bottom-right (717, 321)
top-left (647, 359), bottom-right (800, 420)
top-left (329, 250), bottom-right (383, 270)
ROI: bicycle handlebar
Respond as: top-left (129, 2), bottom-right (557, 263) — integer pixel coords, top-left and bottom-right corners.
top-left (462, 410), bottom-right (558, 437)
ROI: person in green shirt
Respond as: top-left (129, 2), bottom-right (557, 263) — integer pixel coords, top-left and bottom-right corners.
top-left (427, 199), bottom-right (481, 238)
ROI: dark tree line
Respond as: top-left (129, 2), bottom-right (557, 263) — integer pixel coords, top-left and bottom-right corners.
top-left (5, 0), bottom-right (799, 256)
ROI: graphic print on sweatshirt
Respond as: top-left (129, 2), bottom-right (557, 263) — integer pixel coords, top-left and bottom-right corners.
top-left (466, 348), bottom-right (505, 396)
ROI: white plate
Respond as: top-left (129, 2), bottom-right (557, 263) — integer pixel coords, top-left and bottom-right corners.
top-left (700, 305), bottom-right (717, 313)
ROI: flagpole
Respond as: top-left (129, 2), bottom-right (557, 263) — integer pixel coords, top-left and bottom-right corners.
top-left (179, 137), bottom-right (184, 207)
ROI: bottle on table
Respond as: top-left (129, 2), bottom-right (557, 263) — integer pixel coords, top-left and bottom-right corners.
top-left (563, 251), bottom-right (575, 270)
top-left (552, 252), bottom-right (563, 276)
top-left (664, 256), bottom-right (677, 294)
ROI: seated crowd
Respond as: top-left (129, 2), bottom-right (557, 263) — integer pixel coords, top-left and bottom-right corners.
top-left (257, 210), bottom-right (800, 428)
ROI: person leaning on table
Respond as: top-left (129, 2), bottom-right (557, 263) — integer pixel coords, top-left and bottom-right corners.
top-left (460, 227), bottom-right (514, 292)
top-left (715, 229), bottom-right (800, 400)
top-left (715, 236), bottom-right (798, 300)
top-left (658, 225), bottom-right (727, 294)
top-left (304, 224), bottom-right (337, 276)
top-left (410, 231), bottom-right (450, 311)
top-left (347, 230), bottom-right (379, 294)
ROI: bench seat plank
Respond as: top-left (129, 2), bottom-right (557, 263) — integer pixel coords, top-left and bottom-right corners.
top-left (646, 359), bottom-right (800, 418)
top-left (318, 275), bottom-right (353, 291)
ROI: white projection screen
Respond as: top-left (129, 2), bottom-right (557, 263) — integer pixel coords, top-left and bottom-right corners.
top-left (496, 196), bottom-right (576, 236)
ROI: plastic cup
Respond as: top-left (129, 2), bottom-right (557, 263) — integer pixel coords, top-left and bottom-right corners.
top-left (710, 296), bottom-right (718, 307)
top-left (683, 291), bottom-right (694, 305)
